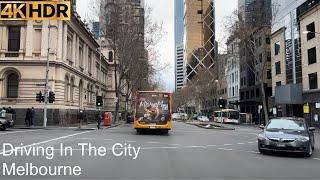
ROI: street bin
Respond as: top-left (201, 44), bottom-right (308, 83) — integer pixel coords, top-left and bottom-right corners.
top-left (104, 112), bottom-right (112, 126)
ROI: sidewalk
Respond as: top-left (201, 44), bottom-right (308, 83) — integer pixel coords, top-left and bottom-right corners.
top-left (12, 121), bottom-right (125, 131)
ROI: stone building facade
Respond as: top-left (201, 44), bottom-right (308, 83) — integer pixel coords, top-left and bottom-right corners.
top-left (0, 12), bottom-right (114, 126)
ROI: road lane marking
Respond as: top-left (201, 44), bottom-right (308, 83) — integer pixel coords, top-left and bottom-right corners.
top-left (0, 129), bottom-right (39, 135)
top-left (207, 145), bottom-right (217, 147)
top-left (141, 146), bottom-right (178, 150)
top-left (247, 142), bottom-right (254, 144)
top-left (237, 143), bottom-right (245, 145)
top-left (218, 148), bottom-right (233, 151)
top-left (168, 144), bottom-right (180, 146)
top-left (147, 141), bottom-right (160, 144)
top-left (223, 144), bottom-right (233, 146)
top-left (313, 158), bottom-right (320, 161)
top-left (186, 145), bottom-right (206, 148)
top-left (0, 130), bottom-right (92, 155)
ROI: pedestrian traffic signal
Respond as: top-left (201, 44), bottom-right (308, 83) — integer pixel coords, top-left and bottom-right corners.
top-left (96, 96), bottom-right (103, 107)
top-left (36, 92), bottom-right (44, 102)
top-left (49, 91), bottom-right (55, 103)
top-left (218, 99), bottom-right (227, 109)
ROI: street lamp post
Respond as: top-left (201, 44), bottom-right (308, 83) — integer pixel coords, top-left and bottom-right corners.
top-left (43, 22), bottom-right (52, 128)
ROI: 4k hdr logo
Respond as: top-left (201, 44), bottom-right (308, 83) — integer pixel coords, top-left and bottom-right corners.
top-left (0, 1), bottom-right (71, 20)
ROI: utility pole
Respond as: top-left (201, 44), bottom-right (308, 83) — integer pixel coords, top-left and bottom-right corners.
top-left (43, 22), bottom-right (51, 128)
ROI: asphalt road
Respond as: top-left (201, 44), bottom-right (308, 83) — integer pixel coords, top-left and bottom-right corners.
top-left (0, 122), bottom-right (319, 180)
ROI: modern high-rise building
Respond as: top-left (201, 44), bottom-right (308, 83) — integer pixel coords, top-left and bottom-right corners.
top-left (175, 44), bottom-right (185, 91)
top-left (175, 0), bottom-right (184, 45)
top-left (183, 0), bottom-right (216, 82)
top-left (175, 0), bottom-right (185, 91)
top-left (92, 21), bottom-right (100, 39)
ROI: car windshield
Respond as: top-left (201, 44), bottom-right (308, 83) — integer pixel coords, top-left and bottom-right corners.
top-left (266, 119), bottom-right (306, 131)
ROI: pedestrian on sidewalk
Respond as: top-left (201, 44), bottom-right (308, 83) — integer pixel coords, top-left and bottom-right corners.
top-left (30, 107), bottom-right (35, 127)
top-left (78, 110), bottom-right (84, 128)
top-left (25, 108), bottom-right (32, 127)
top-left (96, 110), bottom-right (102, 130)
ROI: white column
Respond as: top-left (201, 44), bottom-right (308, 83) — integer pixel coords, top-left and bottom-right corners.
top-left (49, 21), bottom-right (58, 61)
top-left (0, 27), bottom-right (3, 51)
top-left (72, 33), bottom-right (76, 65)
top-left (57, 21), bottom-right (63, 61)
top-left (62, 23), bottom-right (68, 62)
top-left (41, 20), bottom-right (49, 57)
top-left (75, 36), bottom-right (79, 67)
top-left (25, 21), bottom-right (33, 57)
top-left (20, 26), bottom-right (25, 52)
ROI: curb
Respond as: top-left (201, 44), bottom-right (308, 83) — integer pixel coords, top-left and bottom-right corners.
top-left (11, 122), bottom-right (125, 131)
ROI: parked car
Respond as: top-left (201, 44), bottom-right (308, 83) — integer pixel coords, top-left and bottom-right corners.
top-left (172, 113), bottom-right (188, 121)
top-left (258, 117), bottom-right (315, 157)
top-left (197, 116), bottom-right (210, 122)
top-left (0, 111), bottom-right (14, 131)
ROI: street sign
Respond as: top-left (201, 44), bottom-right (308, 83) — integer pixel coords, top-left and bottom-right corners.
top-left (303, 104), bottom-right (310, 114)
top-left (272, 108), bottom-right (277, 115)
top-left (316, 103), bottom-right (320, 109)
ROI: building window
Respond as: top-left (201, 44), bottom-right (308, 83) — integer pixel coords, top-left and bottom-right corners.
top-left (246, 91), bottom-right (249, 99)
top-left (266, 37), bottom-right (270, 44)
top-left (8, 26), bottom-right (21, 52)
top-left (275, 61), bottom-right (281, 75)
top-left (308, 47), bottom-right (317, 65)
top-left (256, 88), bottom-right (260, 98)
top-left (64, 76), bottom-right (69, 102)
top-left (67, 37), bottom-right (72, 62)
top-left (309, 73), bottom-right (318, 90)
top-left (108, 51), bottom-right (114, 63)
top-left (7, 73), bottom-right (19, 98)
top-left (251, 90), bottom-right (254, 98)
top-left (276, 81), bottom-right (281, 86)
top-left (232, 87), bottom-right (235, 97)
top-left (274, 42), bottom-right (280, 55)
top-left (88, 50), bottom-right (92, 74)
top-left (267, 69), bottom-right (272, 79)
top-left (70, 78), bottom-right (74, 102)
top-left (306, 22), bottom-right (315, 40)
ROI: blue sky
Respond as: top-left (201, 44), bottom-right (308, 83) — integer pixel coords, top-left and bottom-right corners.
top-left (77, 0), bottom-right (238, 91)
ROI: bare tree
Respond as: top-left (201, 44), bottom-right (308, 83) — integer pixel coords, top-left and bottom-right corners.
top-left (86, 0), bottom-right (165, 121)
top-left (224, 0), bottom-right (279, 124)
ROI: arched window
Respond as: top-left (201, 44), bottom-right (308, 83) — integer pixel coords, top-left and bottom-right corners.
top-left (70, 78), bottom-right (74, 102)
top-left (108, 51), bottom-right (113, 63)
top-left (7, 73), bottom-right (19, 98)
top-left (87, 84), bottom-right (90, 104)
top-left (64, 76), bottom-right (69, 102)
top-left (90, 85), bottom-right (94, 104)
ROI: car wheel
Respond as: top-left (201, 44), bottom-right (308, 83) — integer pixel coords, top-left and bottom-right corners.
top-left (305, 144), bottom-right (313, 157)
top-left (1, 126), bottom-right (6, 131)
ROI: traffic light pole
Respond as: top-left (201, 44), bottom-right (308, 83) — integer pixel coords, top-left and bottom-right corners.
top-left (43, 23), bottom-right (51, 128)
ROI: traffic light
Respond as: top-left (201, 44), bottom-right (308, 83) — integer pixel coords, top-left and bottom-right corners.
top-left (96, 96), bottom-right (103, 107)
top-left (218, 99), bottom-right (227, 109)
top-left (49, 91), bottom-right (55, 103)
top-left (36, 92), bottom-right (43, 102)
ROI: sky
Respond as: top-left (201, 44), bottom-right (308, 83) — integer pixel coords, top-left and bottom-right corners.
top-left (76, 0), bottom-right (238, 91)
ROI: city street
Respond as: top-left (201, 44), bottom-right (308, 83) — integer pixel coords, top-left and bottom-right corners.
top-left (0, 122), bottom-right (319, 179)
